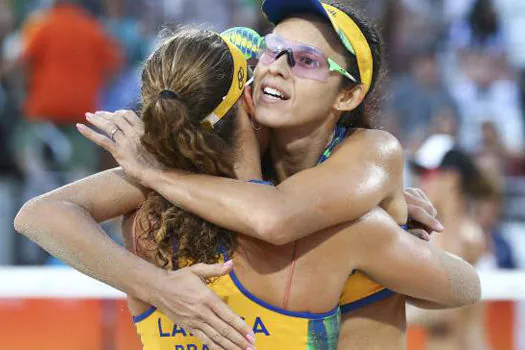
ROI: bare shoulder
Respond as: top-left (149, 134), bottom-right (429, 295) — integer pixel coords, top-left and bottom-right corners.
top-left (336, 128), bottom-right (404, 163)
top-left (344, 128), bottom-right (402, 149)
top-left (330, 129), bottom-right (405, 201)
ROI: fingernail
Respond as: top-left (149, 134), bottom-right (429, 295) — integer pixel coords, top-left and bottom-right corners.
top-left (76, 123), bottom-right (85, 129)
top-left (85, 113), bottom-right (93, 119)
top-left (437, 222), bottom-right (444, 231)
top-left (223, 260), bottom-right (233, 269)
top-left (247, 333), bottom-right (256, 343)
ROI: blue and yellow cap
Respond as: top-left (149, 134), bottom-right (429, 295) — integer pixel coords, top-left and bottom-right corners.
top-left (201, 27), bottom-right (262, 129)
top-left (262, 0), bottom-right (374, 94)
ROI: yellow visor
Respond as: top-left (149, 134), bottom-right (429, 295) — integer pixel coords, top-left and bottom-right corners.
top-left (321, 3), bottom-right (373, 94)
top-left (201, 27), bottom-right (262, 129)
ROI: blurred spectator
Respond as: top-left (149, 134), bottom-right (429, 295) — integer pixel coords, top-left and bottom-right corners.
top-left (13, 0), bottom-right (122, 264)
top-left (468, 0), bottom-right (501, 47)
top-left (494, 0), bottom-right (525, 121)
top-left (22, 0), bottom-right (122, 126)
top-left (475, 121), bottom-right (506, 189)
top-left (0, 0), bottom-right (8, 113)
top-left (474, 191), bottom-right (517, 269)
top-left (99, 0), bottom-right (147, 111)
top-left (409, 135), bottom-right (497, 350)
top-left (444, 0), bottom-right (477, 23)
top-left (16, 0), bottom-right (123, 179)
top-left (0, 0), bottom-right (23, 266)
top-left (431, 107), bottom-right (459, 137)
top-left (385, 47), bottom-right (459, 152)
top-left (104, 0), bottom-right (147, 67)
top-left (450, 49), bottom-right (524, 154)
top-left (448, 0), bottom-right (504, 51)
top-left (395, 0), bottom-right (447, 67)
top-left (81, 0), bottom-right (104, 16)
top-left (0, 1), bottom-right (12, 41)
top-left (147, 0), bottom-right (242, 31)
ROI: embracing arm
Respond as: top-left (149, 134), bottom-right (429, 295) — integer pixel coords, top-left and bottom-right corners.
top-left (351, 209), bottom-right (481, 308)
top-left (14, 168), bottom-right (255, 349)
top-left (13, 168), bottom-right (156, 296)
top-left (141, 129), bottom-right (406, 245)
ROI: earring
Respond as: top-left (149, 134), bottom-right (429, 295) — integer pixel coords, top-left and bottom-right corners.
top-left (252, 119), bottom-right (261, 131)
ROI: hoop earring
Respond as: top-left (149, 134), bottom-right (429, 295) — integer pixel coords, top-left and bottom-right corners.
top-left (252, 120), bottom-right (261, 131)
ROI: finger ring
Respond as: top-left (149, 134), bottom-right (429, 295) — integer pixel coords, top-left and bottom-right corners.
top-left (110, 127), bottom-right (120, 141)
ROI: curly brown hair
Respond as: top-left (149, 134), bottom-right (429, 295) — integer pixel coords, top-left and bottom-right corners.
top-left (135, 28), bottom-right (239, 271)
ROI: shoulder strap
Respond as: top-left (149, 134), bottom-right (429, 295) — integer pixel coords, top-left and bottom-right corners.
top-left (317, 125), bottom-right (348, 165)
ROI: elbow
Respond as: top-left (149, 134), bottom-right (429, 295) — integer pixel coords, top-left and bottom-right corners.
top-left (14, 198), bottom-right (40, 236)
top-left (252, 213), bottom-right (292, 246)
top-left (472, 272), bottom-right (482, 303)
top-left (14, 196), bottom-right (54, 237)
top-left (447, 265), bottom-right (482, 308)
top-left (461, 270), bottom-right (482, 306)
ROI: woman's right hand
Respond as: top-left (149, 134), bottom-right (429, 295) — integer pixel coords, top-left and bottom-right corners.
top-left (150, 261), bottom-right (256, 350)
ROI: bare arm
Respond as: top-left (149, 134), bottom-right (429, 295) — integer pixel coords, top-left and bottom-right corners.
top-left (13, 168), bottom-right (157, 294)
top-left (148, 130), bottom-right (406, 246)
top-left (13, 168), bottom-right (155, 293)
top-left (83, 112), bottom-right (407, 245)
top-left (350, 209), bottom-right (481, 308)
top-left (14, 168), bottom-right (254, 350)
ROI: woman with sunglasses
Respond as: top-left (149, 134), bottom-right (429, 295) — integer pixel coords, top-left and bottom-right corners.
top-left (15, 1), bottom-right (480, 349)
top-left (96, 3), bottom-right (465, 348)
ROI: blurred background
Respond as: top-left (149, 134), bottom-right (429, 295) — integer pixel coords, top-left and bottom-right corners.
top-left (0, 0), bottom-right (524, 349)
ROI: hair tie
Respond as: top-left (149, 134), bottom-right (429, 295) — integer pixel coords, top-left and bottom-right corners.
top-left (159, 89), bottom-right (182, 100)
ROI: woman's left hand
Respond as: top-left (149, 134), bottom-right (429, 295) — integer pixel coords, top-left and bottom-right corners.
top-left (404, 188), bottom-right (444, 241)
top-left (77, 110), bottom-right (162, 185)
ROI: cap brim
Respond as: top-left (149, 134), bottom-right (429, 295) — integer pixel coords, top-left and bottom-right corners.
top-left (262, 0), bottom-right (330, 25)
top-left (409, 160), bottom-right (430, 175)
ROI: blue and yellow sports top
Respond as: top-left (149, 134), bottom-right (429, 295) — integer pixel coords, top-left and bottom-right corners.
top-left (319, 125), bottom-right (395, 314)
top-left (134, 270), bottom-right (340, 349)
top-left (134, 125), bottom-right (394, 349)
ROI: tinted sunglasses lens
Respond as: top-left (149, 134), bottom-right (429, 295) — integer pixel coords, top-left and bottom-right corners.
top-left (292, 51), bottom-right (330, 81)
top-left (258, 39), bottom-right (278, 64)
top-left (259, 34), bottom-right (330, 81)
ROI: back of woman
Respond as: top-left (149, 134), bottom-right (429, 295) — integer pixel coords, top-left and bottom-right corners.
top-left (127, 204), bottom-right (410, 349)
top-left (124, 27), bottom-right (356, 349)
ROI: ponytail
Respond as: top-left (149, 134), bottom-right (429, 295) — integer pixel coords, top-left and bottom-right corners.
top-left (133, 28), bottom-right (241, 275)
top-left (141, 96), bottom-right (235, 177)
top-left (136, 96), bottom-right (237, 273)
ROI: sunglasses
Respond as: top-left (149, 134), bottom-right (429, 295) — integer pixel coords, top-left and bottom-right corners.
top-left (257, 33), bottom-right (358, 83)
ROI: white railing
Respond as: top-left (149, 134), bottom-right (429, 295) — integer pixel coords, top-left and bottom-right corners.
top-left (0, 267), bottom-right (524, 300)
